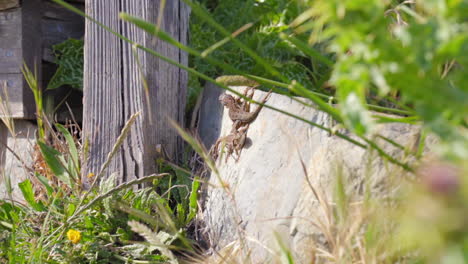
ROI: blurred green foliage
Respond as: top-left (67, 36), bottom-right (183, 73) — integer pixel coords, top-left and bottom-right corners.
top-left (48, 38), bottom-right (84, 91)
top-left (292, 1), bottom-right (468, 263)
top-left (395, 162), bottom-right (468, 264)
top-left (188, 0), bottom-right (331, 109)
top-left (297, 0), bottom-right (468, 159)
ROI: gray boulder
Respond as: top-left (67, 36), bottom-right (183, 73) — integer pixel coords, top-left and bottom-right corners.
top-left (199, 85), bottom-right (435, 263)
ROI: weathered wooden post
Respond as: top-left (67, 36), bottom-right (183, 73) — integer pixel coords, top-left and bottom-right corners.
top-left (83, 1), bottom-right (189, 185)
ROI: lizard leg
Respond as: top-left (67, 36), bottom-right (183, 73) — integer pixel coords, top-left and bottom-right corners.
top-left (209, 139), bottom-right (221, 161)
top-left (233, 86), bottom-right (252, 107)
top-left (234, 145), bottom-right (242, 162)
top-left (232, 120), bottom-right (244, 132)
top-left (263, 89), bottom-right (273, 102)
top-left (244, 86), bottom-right (255, 112)
top-left (224, 144), bottom-right (234, 163)
top-left (233, 127), bottom-right (248, 162)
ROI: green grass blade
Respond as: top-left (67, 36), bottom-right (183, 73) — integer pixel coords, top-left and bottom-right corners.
top-left (186, 177), bottom-right (200, 223)
top-left (21, 63), bottom-right (45, 139)
top-left (119, 13), bottom-right (324, 109)
top-left (18, 179), bottom-right (46, 212)
top-left (55, 124), bottom-right (79, 174)
top-left (280, 33), bottom-right (333, 67)
top-left (274, 232), bottom-right (295, 264)
top-left (35, 173), bottom-right (54, 198)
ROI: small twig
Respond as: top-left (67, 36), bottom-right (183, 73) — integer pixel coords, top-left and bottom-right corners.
top-left (65, 102), bottom-right (81, 133)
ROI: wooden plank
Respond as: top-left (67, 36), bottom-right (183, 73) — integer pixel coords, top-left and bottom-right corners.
top-left (0, 0), bottom-right (41, 119)
top-left (21, 0), bottom-right (42, 81)
top-left (82, 0), bottom-right (189, 186)
top-left (0, 74), bottom-right (31, 118)
top-left (0, 120), bottom-right (37, 202)
top-left (0, 0), bottom-right (19, 11)
top-left (0, 9), bottom-right (22, 72)
top-left (82, 1), bottom-right (123, 186)
top-left (42, 1), bottom-right (84, 62)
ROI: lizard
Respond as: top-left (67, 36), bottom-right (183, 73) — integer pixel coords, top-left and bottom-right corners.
top-left (211, 87), bottom-right (272, 162)
top-left (218, 89), bottom-right (272, 130)
top-left (209, 125), bottom-right (248, 162)
top-left (209, 86), bottom-right (254, 162)
top-left (215, 74), bottom-right (262, 129)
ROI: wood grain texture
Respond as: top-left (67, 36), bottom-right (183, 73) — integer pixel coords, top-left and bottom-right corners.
top-left (0, 0), bottom-right (18, 11)
top-left (82, 1), bottom-right (123, 186)
top-left (83, 0), bottom-right (188, 186)
top-left (0, 0), bottom-right (41, 119)
top-left (41, 1), bottom-right (84, 63)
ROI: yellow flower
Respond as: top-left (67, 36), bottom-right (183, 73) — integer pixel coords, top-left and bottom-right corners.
top-left (67, 229), bottom-right (81, 244)
top-left (87, 172), bottom-right (95, 179)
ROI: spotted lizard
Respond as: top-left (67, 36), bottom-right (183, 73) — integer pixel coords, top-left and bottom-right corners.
top-left (209, 125), bottom-right (248, 162)
top-left (219, 89), bottom-right (272, 130)
top-left (210, 76), bottom-right (272, 162)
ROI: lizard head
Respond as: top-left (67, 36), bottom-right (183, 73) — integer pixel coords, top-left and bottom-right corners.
top-left (219, 93), bottom-right (235, 106)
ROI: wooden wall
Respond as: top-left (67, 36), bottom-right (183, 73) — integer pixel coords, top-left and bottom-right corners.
top-left (0, 0), bottom-right (189, 186)
top-left (0, 0), bottom-right (84, 120)
top-left (0, 0), bottom-right (41, 119)
top-left (0, 0), bottom-right (84, 200)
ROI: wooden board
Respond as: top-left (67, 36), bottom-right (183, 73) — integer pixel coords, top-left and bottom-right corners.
top-left (41, 1), bottom-right (84, 63)
top-left (0, 9), bottom-right (22, 72)
top-left (82, 1), bottom-right (123, 185)
top-left (120, 0), bottom-right (189, 184)
top-left (0, 0), bottom-right (41, 119)
top-left (0, 120), bottom-right (36, 202)
top-left (0, 74), bottom-right (34, 118)
top-left (0, 0), bottom-right (19, 11)
top-left (82, 0), bottom-right (189, 186)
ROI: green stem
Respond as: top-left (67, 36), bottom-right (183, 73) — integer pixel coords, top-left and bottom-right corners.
top-left (52, 0), bottom-right (413, 172)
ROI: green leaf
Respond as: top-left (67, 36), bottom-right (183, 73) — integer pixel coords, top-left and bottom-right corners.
top-left (35, 173), bottom-right (54, 198)
top-left (176, 204), bottom-right (185, 226)
top-left (18, 179), bottom-right (46, 212)
top-left (55, 124), bottom-right (79, 173)
top-left (186, 178), bottom-right (200, 223)
top-left (0, 201), bottom-right (21, 223)
top-left (340, 92), bottom-right (374, 136)
top-left (66, 203), bottom-right (76, 217)
top-left (47, 38), bottom-right (84, 91)
top-left (37, 140), bottom-right (72, 188)
top-left (116, 227), bottom-right (132, 241)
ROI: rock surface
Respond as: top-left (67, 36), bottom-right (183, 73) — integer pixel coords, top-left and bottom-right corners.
top-left (199, 85), bottom-right (435, 263)
top-left (198, 82), bottom-right (224, 149)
